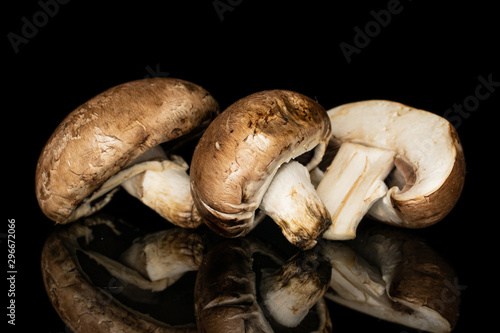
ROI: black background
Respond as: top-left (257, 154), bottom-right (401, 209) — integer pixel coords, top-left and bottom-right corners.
top-left (4, 0), bottom-right (498, 332)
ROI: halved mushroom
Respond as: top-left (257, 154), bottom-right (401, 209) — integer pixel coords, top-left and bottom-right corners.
top-left (35, 77), bottom-right (219, 227)
top-left (41, 215), bottom-right (207, 332)
top-left (190, 90), bottom-right (332, 249)
top-left (320, 223), bottom-right (461, 332)
top-left (194, 237), bottom-right (332, 332)
top-left (316, 100), bottom-right (465, 240)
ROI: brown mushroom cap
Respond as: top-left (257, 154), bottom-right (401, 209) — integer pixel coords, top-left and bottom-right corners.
top-left (36, 77), bottom-right (219, 224)
top-left (190, 89), bottom-right (331, 240)
top-left (325, 100), bottom-right (465, 228)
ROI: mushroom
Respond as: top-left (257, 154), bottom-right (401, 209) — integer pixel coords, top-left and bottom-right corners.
top-left (316, 100), bottom-right (465, 240)
top-left (194, 237), bottom-right (332, 332)
top-left (320, 223), bottom-right (461, 332)
top-left (190, 90), bottom-right (332, 249)
top-left (41, 215), bottom-right (206, 332)
top-left (35, 77), bottom-right (219, 227)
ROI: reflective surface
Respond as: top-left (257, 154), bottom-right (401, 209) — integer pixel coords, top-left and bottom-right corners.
top-left (41, 209), bottom-right (461, 333)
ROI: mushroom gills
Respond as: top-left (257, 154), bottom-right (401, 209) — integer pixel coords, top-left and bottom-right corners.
top-left (317, 142), bottom-right (395, 240)
top-left (368, 157), bottom-right (415, 224)
top-left (259, 160), bottom-right (332, 250)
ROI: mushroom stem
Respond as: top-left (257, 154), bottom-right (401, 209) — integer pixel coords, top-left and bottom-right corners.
top-left (65, 146), bottom-right (201, 228)
top-left (120, 228), bottom-right (205, 282)
top-left (259, 161), bottom-right (331, 250)
top-left (317, 142), bottom-right (395, 240)
top-left (260, 250), bottom-right (331, 327)
top-left (121, 152), bottom-right (201, 229)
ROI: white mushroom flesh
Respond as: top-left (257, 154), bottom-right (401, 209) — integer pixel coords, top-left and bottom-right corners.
top-left (66, 146), bottom-right (199, 228)
top-left (121, 154), bottom-right (197, 228)
top-left (327, 100), bottom-right (461, 225)
top-left (259, 160), bottom-right (331, 249)
top-left (317, 142), bottom-right (395, 240)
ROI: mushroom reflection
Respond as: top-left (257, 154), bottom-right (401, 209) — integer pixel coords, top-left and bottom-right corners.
top-left (319, 223), bottom-right (461, 333)
top-left (41, 214), bottom-right (206, 332)
top-left (194, 237), bottom-right (332, 332)
top-left (41, 213), bottom-right (461, 332)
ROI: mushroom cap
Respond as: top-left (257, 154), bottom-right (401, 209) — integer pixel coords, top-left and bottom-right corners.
top-left (35, 78), bottom-right (219, 224)
top-left (327, 100), bottom-right (465, 228)
top-left (190, 89), bottom-right (331, 237)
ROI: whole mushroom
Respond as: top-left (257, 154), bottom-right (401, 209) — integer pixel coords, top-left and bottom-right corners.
top-left (316, 100), bottom-right (465, 240)
top-left (190, 89), bottom-right (332, 249)
top-left (35, 77), bottom-right (219, 227)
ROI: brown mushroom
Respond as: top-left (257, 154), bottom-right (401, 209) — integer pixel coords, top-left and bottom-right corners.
top-left (194, 237), bottom-right (332, 332)
top-left (190, 90), bottom-right (332, 249)
top-left (320, 223), bottom-right (461, 332)
top-left (316, 100), bottom-right (465, 240)
top-left (35, 77), bottom-right (219, 227)
top-left (41, 215), bottom-right (206, 332)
